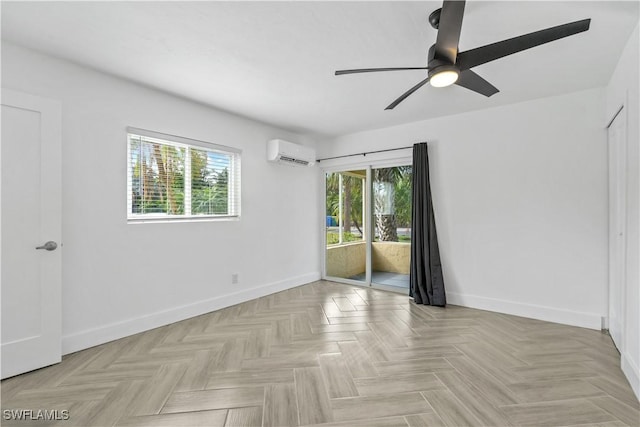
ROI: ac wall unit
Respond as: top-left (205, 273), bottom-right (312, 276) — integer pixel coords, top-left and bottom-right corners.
top-left (267, 139), bottom-right (316, 167)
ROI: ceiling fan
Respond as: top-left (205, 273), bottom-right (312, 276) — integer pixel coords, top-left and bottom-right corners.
top-left (335, 0), bottom-right (591, 110)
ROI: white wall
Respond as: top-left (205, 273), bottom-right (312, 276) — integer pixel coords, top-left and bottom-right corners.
top-left (320, 87), bottom-right (608, 330)
top-left (606, 22), bottom-right (640, 400)
top-left (1, 42), bottom-right (321, 354)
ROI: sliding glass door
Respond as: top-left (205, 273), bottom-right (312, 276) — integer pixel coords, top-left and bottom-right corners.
top-left (325, 170), bottom-right (367, 283)
top-left (324, 165), bottom-right (412, 292)
top-left (371, 166), bottom-right (412, 290)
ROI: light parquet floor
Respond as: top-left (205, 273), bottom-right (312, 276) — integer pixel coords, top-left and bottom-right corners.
top-left (1, 281), bottom-right (638, 427)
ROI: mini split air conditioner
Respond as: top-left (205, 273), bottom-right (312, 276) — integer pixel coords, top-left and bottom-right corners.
top-left (267, 139), bottom-right (316, 167)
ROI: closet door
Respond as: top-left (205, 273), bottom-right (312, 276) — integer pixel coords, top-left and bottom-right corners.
top-left (608, 108), bottom-right (626, 351)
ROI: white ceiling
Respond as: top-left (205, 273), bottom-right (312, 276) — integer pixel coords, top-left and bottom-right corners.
top-left (1, 1), bottom-right (638, 138)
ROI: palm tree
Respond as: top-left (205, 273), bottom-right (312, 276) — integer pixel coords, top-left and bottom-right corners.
top-left (374, 166), bottom-right (412, 241)
top-left (374, 168), bottom-right (398, 241)
top-left (342, 175), bottom-right (352, 235)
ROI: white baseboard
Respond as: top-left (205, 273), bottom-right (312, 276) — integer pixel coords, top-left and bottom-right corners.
top-left (446, 292), bottom-right (602, 330)
top-left (62, 272), bottom-right (321, 355)
top-left (621, 352), bottom-right (640, 402)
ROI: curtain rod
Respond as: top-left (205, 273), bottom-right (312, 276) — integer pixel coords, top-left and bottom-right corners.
top-left (317, 146), bottom-right (413, 162)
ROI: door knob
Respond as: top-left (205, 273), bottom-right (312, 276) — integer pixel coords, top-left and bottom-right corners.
top-left (35, 241), bottom-right (58, 251)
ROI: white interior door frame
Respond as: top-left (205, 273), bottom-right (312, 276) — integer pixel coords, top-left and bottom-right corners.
top-left (1, 88), bottom-right (62, 379)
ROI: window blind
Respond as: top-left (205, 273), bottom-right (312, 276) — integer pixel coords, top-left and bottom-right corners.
top-left (127, 129), bottom-right (241, 221)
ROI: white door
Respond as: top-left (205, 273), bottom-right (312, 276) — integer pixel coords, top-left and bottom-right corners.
top-left (608, 107), bottom-right (626, 352)
top-left (1, 89), bottom-right (62, 379)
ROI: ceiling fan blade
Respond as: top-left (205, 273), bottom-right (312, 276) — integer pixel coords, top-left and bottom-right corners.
top-left (385, 76), bottom-right (431, 110)
top-left (455, 70), bottom-right (499, 97)
top-left (335, 67), bottom-right (429, 75)
top-left (457, 19), bottom-right (591, 70)
top-left (434, 0), bottom-right (466, 64)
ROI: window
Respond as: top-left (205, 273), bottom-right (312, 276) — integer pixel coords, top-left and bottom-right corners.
top-left (127, 128), bottom-right (241, 221)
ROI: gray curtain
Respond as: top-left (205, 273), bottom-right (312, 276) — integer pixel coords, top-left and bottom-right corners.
top-left (410, 143), bottom-right (446, 306)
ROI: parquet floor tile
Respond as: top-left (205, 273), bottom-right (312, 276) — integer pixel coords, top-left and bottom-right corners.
top-left (2, 280), bottom-right (638, 426)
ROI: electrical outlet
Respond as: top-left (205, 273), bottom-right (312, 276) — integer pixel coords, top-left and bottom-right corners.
top-left (231, 273), bottom-right (239, 284)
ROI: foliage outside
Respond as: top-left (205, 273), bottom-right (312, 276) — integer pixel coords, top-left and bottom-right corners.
top-left (326, 166), bottom-right (412, 244)
top-left (129, 137), bottom-right (232, 216)
top-left (373, 166), bottom-right (412, 242)
top-left (326, 231), bottom-right (361, 245)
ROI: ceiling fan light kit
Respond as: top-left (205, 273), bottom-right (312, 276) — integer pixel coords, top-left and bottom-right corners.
top-left (429, 66), bottom-right (459, 87)
top-left (335, 0), bottom-right (591, 110)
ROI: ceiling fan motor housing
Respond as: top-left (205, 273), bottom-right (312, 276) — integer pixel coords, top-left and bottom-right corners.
top-left (427, 44), bottom-right (449, 65)
top-left (429, 8), bottom-right (442, 29)
top-left (427, 44), bottom-right (459, 75)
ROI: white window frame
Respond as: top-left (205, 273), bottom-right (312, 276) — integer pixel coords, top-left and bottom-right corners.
top-left (126, 127), bottom-right (241, 223)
